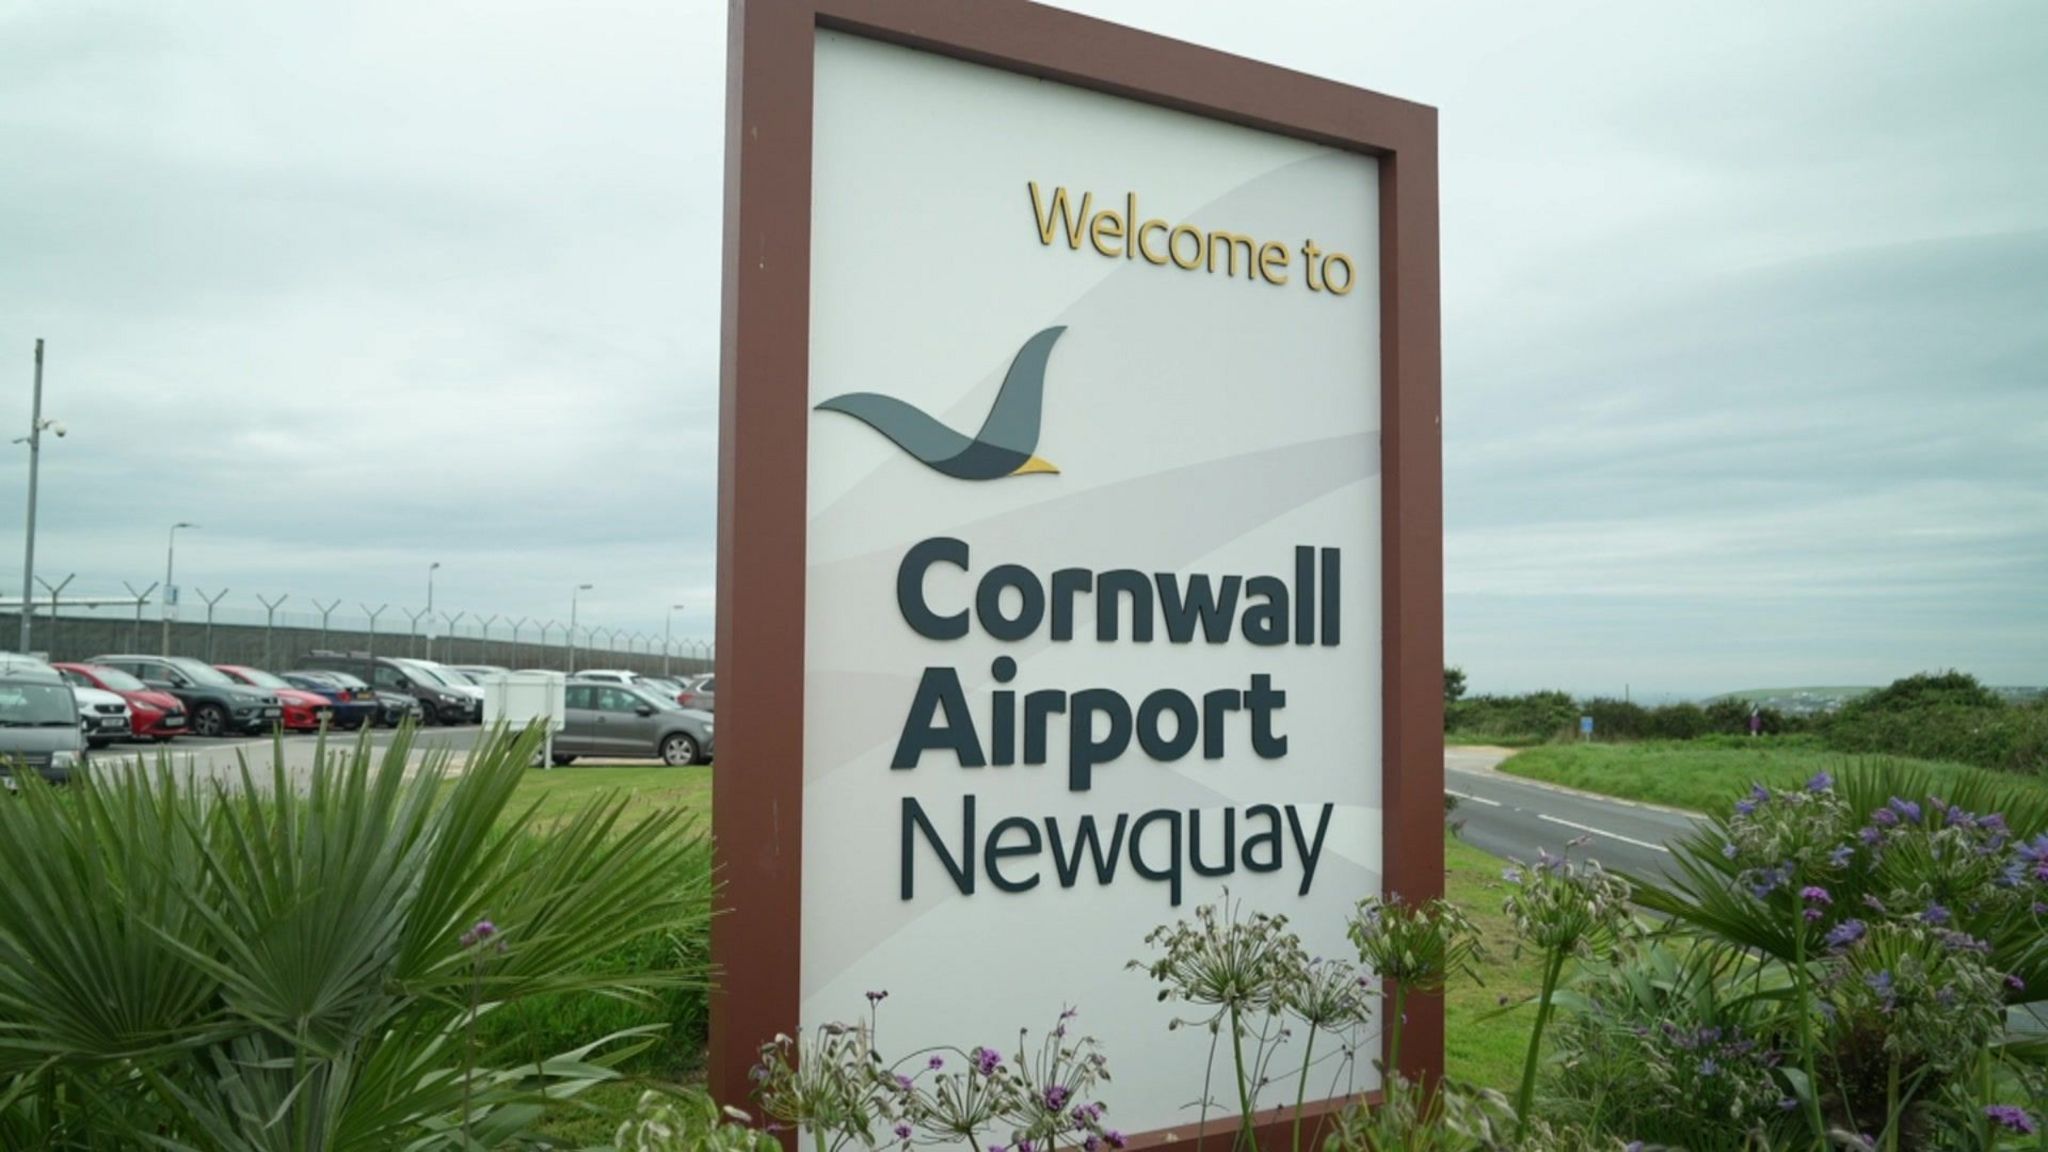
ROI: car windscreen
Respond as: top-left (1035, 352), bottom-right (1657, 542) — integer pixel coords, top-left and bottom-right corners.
top-left (230, 668), bottom-right (292, 690)
top-left (0, 682), bottom-right (78, 726)
top-left (167, 658), bottom-right (236, 687)
top-left (323, 672), bottom-right (370, 689)
top-left (629, 686), bottom-right (681, 710)
top-left (396, 662), bottom-right (454, 687)
top-left (88, 667), bottom-right (148, 692)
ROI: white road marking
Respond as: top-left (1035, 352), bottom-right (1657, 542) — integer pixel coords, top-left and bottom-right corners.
top-left (1536, 813), bottom-right (1670, 853)
top-left (1445, 789), bottom-right (1502, 808)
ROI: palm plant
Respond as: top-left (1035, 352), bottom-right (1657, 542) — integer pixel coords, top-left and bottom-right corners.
top-left (0, 724), bottom-right (711, 1150)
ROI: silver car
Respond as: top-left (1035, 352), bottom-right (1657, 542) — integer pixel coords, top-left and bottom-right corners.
top-left (677, 674), bottom-right (715, 713)
top-left (550, 682), bottom-right (713, 767)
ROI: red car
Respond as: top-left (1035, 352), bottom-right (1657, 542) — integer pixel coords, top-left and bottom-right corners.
top-left (214, 665), bottom-right (336, 732)
top-left (52, 662), bottom-right (190, 741)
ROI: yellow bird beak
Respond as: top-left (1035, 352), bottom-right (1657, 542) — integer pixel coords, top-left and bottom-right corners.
top-left (1012, 455), bottom-right (1060, 476)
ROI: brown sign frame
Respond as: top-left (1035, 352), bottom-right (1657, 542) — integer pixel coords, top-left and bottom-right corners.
top-left (715, 0), bottom-right (1443, 1140)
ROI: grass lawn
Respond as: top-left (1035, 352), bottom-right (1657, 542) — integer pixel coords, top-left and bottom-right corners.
top-left (1494, 740), bottom-right (2040, 813)
top-left (1443, 834), bottom-right (1541, 1092)
top-left (503, 764), bottom-right (713, 828)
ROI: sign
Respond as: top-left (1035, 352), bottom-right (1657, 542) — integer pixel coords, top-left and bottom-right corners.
top-left (1580, 715), bottom-right (1595, 738)
top-left (715, 1), bottom-right (1442, 1142)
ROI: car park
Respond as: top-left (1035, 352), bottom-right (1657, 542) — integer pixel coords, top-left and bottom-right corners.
top-left (0, 660), bottom-right (86, 784)
top-left (86, 654), bottom-right (282, 738)
top-left (550, 682), bottom-right (713, 767)
top-left (214, 665), bottom-right (339, 731)
top-left (299, 652), bottom-right (483, 726)
top-left (285, 670), bottom-right (416, 728)
top-left (677, 674), bottom-right (716, 713)
top-left (53, 662), bottom-right (188, 741)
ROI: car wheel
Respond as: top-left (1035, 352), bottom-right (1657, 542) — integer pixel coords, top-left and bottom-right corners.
top-left (660, 733), bottom-right (699, 767)
top-left (418, 701), bottom-right (439, 726)
top-left (191, 704), bottom-right (230, 738)
top-left (551, 754), bottom-right (576, 767)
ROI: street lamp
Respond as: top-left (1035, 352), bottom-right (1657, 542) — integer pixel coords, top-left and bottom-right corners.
top-left (13, 339), bottom-right (63, 653)
top-left (567, 583), bottom-right (593, 672)
top-left (160, 522), bottom-right (197, 655)
top-left (664, 603), bottom-right (686, 678)
top-left (425, 561), bottom-right (441, 659)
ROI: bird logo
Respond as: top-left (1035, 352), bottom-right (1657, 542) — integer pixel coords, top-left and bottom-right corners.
top-left (815, 326), bottom-right (1066, 481)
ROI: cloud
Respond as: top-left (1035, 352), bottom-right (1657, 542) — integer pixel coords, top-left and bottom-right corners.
top-left (2, 0), bottom-right (2041, 692)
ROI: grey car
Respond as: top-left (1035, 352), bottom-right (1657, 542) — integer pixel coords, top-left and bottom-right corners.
top-left (550, 682), bottom-right (713, 767)
top-left (0, 660), bottom-right (87, 783)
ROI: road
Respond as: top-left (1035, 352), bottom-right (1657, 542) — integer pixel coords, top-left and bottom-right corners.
top-left (1445, 746), bottom-right (1706, 880)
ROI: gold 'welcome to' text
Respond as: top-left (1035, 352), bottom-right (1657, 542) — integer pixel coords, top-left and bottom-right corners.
top-left (1027, 182), bottom-right (1355, 295)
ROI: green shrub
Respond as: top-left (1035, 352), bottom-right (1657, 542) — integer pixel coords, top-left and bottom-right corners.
top-left (1447, 691), bottom-right (1578, 743)
top-left (0, 726), bottom-right (711, 1148)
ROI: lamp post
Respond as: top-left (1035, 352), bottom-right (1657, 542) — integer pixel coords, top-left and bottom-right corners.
top-left (14, 339), bottom-right (63, 654)
top-left (160, 522), bottom-right (197, 655)
top-left (567, 584), bottom-right (592, 672)
top-left (425, 561), bottom-right (441, 659)
top-left (664, 603), bottom-right (686, 678)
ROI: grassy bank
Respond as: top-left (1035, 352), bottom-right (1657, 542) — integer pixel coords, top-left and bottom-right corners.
top-left (1497, 740), bottom-right (2046, 812)
top-left (1443, 834), bottom-right (1541, 1091)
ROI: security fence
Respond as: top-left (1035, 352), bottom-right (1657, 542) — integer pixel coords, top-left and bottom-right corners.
top-left (1, 593), bottom-right (713, 680)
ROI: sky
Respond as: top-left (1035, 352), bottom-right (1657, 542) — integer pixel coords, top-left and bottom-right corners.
top-left (2, 0), bottom-right (2043, 697)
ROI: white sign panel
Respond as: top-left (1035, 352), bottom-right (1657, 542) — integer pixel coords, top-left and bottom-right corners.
top-left (803, 30), bottom-right (1382, 1134)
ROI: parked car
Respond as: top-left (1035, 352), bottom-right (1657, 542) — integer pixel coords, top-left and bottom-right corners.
top-left (298, 652), bottom-right (482, 726)
top-left (636, 676), bottom-right (688, 704)
top-left (550, 682), bottom-right (713, 767)
top-left (86, 654), bottom-right (282, 737)
top-left (52, 662), bottom-right (189, 741)
top-left (68, 682), bottom-right (133, 749)
top-left (16, 653), bottom-right (134, 749)
top-left (678, 674), bottom-right (716, 713)
top-left (214, 665), bottom-right (341, 731)
top-left (451, 664), bottom-right (512, 683)
top-left (284, 670), bottom-right (417, 729)
top-left (571, 669), bottom-right (641, 686)
top-left (0, 659), bottom-right (85, 783)
top-left (395, 660), bottom-right (485, 722)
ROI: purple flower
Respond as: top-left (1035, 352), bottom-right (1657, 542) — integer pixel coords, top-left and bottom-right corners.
top-left (1888, 797), bottom-right (1923, 823)
top-left (1867, 969), bottom-right (1897, 1011)
top-left (894, 1124), bottom-right (913, 1141)
top-left (1698, 1058), bottom-right (1720, 1077)
top-left (1779, 1098), bottom-right (1800, 1112)
top-left (1044, 1084), bottom-right (1072, 1111)
top-left (1085, 1141), bottom-right (1100, 1152)
top-left (972, 1046), bottom-right (1001, 1076)
top-left (460, 919), bottom-right (499, 949)
top-left (2008, 974), bottom-right (2027, 993)
top-left (1105, 1132), bottom-right (1127, 1150)
top-left (928, 1056), bottom-right (944, 1070)
top-left (1986, 1105), bottom-right (2037, 1135)
top-left (1801, 886), bottom-right (1832, 906)
top-left (1018, 1141), bottom-right (1035, 1152)
top-left (1734, 798), bottom-right (1760, 817)
top-left (1502, 866), bottom-right (1523, 883)
top-left (1828, 844), bottom-right (1855, 868)
top-left (1922, 903), bottom-right (1952, 926)
top-left (1806, 771), bottom-right (1833, 793)
top-left (1825, 920), bottom-right (1867, 951)
top-left (1871, 808), bottom-right (1900, 828)
top-left (867, 990), bottom-right (889, 1004)
top-left (1721, 842), bottom-right (1739, 861)
top-left (1859, 826), bottom-right (1883, 846)
top-left (895, 1074), bottom-right (913, 1092)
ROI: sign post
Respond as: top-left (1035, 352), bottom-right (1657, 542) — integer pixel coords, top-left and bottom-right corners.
top-left (716, 0), bottom-right (1441, 1138)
